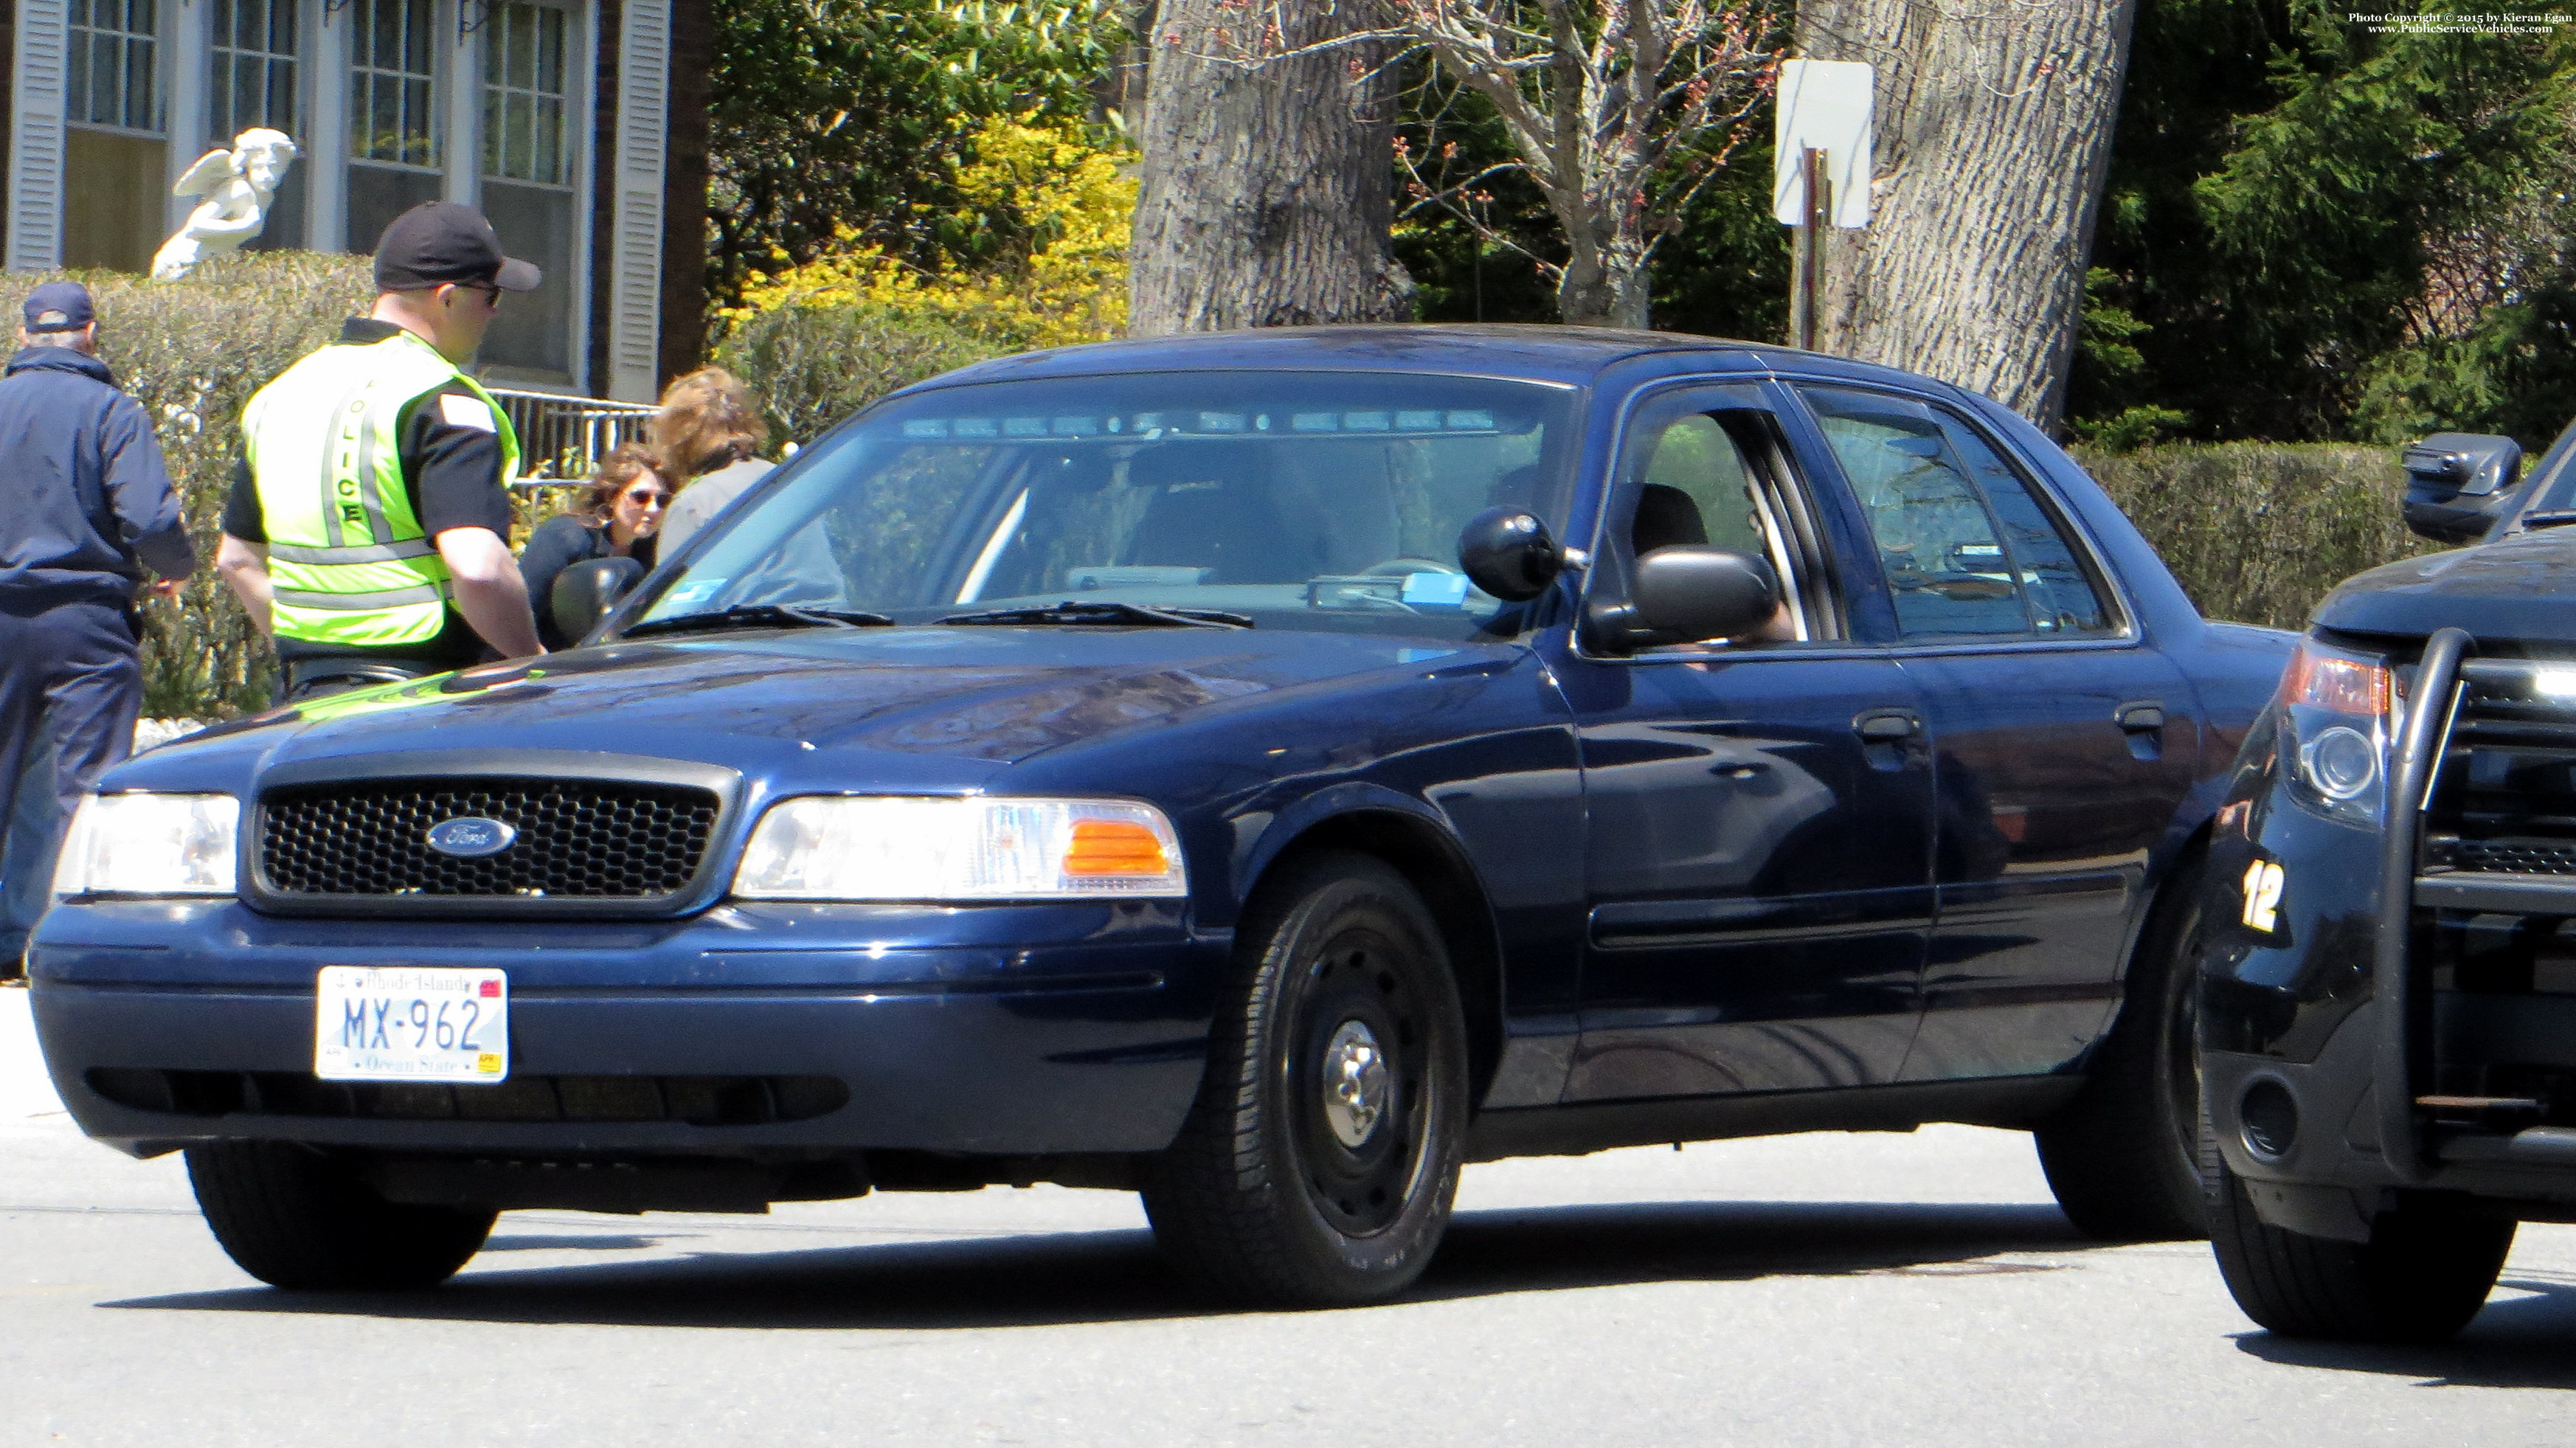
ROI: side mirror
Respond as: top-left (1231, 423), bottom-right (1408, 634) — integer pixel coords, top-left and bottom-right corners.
top-left (1590, 546), bottom-right (1780, 652)
top-left (2402, 432), bottom-right (2524, 544)
top-left (1456, 506), bottom-right (1563, 602)
top-left (550, 555), bottom-right (645, 645)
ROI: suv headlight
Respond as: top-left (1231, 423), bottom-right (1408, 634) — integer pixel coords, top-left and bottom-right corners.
top-left (732, 796), bottom-right (1188, 901)
top-left (52, 792), bottom-right (240, 898)
top-left (2277, 640), bottom-right (2395, 822)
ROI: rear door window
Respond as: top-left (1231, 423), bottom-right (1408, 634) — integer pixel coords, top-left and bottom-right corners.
top-left (1798, 387), bottom-right (2116, 640)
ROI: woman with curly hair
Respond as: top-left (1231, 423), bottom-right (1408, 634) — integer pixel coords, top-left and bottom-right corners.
top-left (517, 443), bottom-right (670, 649)
top-left (651, 366), bottom-right (775, 557)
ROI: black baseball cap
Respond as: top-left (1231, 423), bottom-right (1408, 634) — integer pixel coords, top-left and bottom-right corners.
top-left (373, 201), bottom-right (541, 293)
top-left (23, 280), bottom-right (93, 332)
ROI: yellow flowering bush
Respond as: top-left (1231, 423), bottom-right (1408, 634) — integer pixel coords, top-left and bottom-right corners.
top-left (724, 117), bottom-right (1135, 351)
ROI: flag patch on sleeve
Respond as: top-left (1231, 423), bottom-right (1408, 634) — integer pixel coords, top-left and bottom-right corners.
top-left (439, 393), bottom-right (498, 432)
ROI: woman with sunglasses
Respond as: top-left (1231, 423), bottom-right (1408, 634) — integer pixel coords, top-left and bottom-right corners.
top-left (518, 443), bottom-right (671, 650)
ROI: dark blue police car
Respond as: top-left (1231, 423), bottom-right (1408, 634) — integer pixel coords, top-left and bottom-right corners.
top-left (32, 326), bottom-right (2293, 1306)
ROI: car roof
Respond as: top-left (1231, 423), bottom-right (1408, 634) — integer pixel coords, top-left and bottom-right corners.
top-left (887, 323), bottom-right (1945, 396)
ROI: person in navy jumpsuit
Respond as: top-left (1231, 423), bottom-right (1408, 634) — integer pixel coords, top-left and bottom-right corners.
top-left (0, 282), bottom-right (195, 974)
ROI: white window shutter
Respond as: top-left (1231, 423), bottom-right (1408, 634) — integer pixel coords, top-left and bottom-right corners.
top-left (606, 0), bottom-right (668, 403)
top-left (8, 0), bottom-right (69, 271)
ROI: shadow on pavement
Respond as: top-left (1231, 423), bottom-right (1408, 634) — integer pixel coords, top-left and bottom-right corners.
top-left (104, 1198), bottom-right (2089, 1329)
top-left (479, 1234), bottom-right (674, 1253)
top-left (2232, 1274), bottom-right (2576, 1387)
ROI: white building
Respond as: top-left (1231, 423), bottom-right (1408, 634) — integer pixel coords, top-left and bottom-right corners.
top-left (0, 0), bottom-right (710, 399)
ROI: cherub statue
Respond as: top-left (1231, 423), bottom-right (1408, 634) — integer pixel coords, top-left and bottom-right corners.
top-left (150, 128), bottom-right (301, 280)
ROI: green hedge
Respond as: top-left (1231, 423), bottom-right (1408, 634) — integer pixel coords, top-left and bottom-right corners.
top-left (713, 302), bottom-right (1004, 448)
top-left (2074, 442), bottom-right (2440, 632)
top-left (0, 253), bottom-right (374, 716)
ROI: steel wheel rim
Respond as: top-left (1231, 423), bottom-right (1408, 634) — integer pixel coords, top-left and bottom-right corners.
top-left (1286, 924), bottom-right (1432, 1239)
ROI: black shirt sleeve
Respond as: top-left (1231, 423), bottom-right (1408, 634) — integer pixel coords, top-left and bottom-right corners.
top-left (397, 381), bottom-right (514, 541)
top-left (221, 456), bottom-right (265, 542)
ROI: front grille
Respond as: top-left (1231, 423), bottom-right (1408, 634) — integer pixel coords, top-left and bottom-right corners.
top-left (2452, 839), bottom-right (2576, 875)
top-left (2423, 666), bottom-right (2576, 879)
top-left (260, 776), bottom-right (720, 898)
top-left (86, 1068), bottom-right (848, 1126)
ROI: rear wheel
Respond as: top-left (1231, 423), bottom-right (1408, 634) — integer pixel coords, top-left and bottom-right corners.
top-left (187, 1142), bottom-right (494, 1290)
top-left (2034, 851), bottom-right (2209, 1241)
top-left (2208, 1160), bottom-right (2513, 1343)
top-left (1141, 851), bottom-right (1467, 1307)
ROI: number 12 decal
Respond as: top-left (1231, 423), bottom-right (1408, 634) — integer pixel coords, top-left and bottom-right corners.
top-left (2242, 859), bottom-right (2285, 933)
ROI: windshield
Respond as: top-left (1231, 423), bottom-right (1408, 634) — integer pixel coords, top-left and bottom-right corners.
top-left (628, 370), bottom-right (1579, 641)
top-left (2506, 416), bottom-right (2576, 530)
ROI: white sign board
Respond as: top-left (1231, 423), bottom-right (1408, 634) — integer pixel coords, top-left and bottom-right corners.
top-left (1773, 59), bottom-right (1874, 228)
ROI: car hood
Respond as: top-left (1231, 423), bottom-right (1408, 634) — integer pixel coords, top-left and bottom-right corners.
top-left (166, 627), bottom-right (1502, 784)
top-left (2315, 530), bottom-right (2576, 642)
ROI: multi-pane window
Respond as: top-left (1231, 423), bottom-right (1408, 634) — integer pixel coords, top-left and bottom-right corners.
top-left (482, 1), bottom-right (569, 185)
top-left (68, 0), bottom-right (162, 134)
top-left (210, 0), bottom-right (300, 142)
top-left (349, 0), bottom-right (437, 167)
top-left (478, 0), bottom-right (576, 378)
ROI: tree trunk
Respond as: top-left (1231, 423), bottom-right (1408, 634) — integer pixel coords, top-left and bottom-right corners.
top-left (1128, 0), bottom-right (1413, 335)
top-left (1795, 0), bottom-right (2139, 432)
top-left (1557, 226), bottom-right (1654, 328)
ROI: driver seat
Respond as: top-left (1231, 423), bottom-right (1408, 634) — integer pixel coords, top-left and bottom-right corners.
top-left (1121, 446), bottom-right (1312, 583)
top-left (1632, 482), bottom-right (1711, 556)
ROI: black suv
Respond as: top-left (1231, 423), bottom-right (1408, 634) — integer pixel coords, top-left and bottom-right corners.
top-left (2203, 420), bottom-right (2576, 1341)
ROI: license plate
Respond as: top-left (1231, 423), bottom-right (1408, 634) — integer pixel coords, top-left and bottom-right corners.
top-left (314, 966), bottom-right (509, 1083)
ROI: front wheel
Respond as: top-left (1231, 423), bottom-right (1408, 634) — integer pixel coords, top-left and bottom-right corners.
top-left (1141, 851), bottom-right (1467, 1307)
top-left (187, 1142), bottom-right (495, 1290)
top-left (2209, 1161), bottom-right (2513, 1343)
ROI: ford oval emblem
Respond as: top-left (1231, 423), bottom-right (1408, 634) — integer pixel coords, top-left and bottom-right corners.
top-left (424, 816), bottom-right (516, 859)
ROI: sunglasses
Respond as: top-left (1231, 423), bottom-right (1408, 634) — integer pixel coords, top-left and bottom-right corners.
top-left (456, 282), bottom-right (503, 305)
top-left (620, 487), bottom-right (671, 508)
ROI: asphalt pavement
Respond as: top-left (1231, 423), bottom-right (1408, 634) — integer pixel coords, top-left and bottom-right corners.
top-left (6, 984), bottom-right (2575, 1447)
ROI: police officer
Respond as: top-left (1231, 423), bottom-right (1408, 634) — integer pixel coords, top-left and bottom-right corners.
top-left (0, 280), bottom-right (195, 972)
top-left (216, 201), bottom-right (545, 700)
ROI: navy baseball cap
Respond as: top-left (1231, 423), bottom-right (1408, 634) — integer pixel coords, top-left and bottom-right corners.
top-left (373, 201), bottom-right (541, 293)
top-left (23, 280), bottom-right (93, 333)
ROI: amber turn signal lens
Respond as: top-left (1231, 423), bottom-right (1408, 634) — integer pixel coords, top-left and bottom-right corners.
top-left (2280, 642), bottom-right (2391, 718)
top-left (1063, 819), bottom-right (1171, 876)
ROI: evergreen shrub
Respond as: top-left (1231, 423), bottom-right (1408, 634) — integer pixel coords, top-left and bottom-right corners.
top-left (712, 302), bottom-right (1001, 448)
top-left (2078, 442), bottom-right (2442, 631)
top-left (0, 253), bottom-right (373, 717)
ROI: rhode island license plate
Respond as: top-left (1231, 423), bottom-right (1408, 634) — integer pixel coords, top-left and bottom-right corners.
top-left (314, 966), bottom-right (509, 1083)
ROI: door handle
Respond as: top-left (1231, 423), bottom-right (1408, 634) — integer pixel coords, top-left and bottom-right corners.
top-left (2116, 701), bottom-right (2166, 732)
top-left (1854, 710), bottom-right (1920, 742)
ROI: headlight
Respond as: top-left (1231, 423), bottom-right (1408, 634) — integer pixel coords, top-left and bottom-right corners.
top-left (52, 792), bottom-right (239, 898)
top-left (732, 796), bottom-right (1187, 901)
top-left (2277, 641), bottom-right (2394, 822)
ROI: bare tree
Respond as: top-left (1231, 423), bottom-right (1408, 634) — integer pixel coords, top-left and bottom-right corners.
top-left (1797, 0), bottom-right (2139, 430)
top-left (1380, 0), bottom-right (1786, 327)
top-left (1127, 0), bottom-right (1416, 335)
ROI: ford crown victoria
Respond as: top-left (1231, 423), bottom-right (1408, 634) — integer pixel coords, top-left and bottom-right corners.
top-left (32, 326), bottom-right (2293, 1306)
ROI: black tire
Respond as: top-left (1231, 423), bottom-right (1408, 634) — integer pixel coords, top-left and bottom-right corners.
top-left (2207, 1160), bottom-right (2513, 1343)
top-left (2034, 849), bottom-right (2210, 1241)
top-left (186, 1142), bottom-right (495, 1290)
top-left (1141, 851), bottom-right (1468, 1307)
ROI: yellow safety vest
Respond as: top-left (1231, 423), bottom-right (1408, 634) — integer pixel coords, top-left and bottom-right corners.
top-left (242, 330), bottom-right (520, 648)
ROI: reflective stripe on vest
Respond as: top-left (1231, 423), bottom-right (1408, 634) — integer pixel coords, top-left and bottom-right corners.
top-left (243, 330), bottom-right (521, 649)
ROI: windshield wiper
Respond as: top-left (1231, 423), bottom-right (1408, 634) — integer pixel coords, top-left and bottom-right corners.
top-left (2518, 510), bottom-right (2576, 531)
top-left (620, 603), bottom-right (896, 638)
top-left (936, 600), bottom-right (1253, 629)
